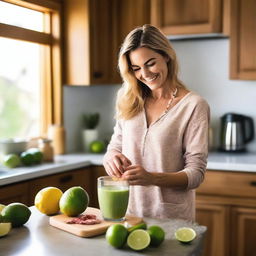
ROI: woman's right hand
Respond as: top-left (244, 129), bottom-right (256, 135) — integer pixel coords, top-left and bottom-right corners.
top-left (103, 153), bottom-right (131, 178)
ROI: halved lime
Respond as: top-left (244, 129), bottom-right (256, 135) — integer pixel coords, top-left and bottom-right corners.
top-left (175, 227), bottom-right (196, 243)
top-left (127, 222), bottom-right (147, 233)
top-left (127, 229), bottom-right (151, 251)
top-left (0, 222), bottom-right (11, 237)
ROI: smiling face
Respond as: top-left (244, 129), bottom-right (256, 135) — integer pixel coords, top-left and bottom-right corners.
top-left (129, 47), bottom-right (169, 92)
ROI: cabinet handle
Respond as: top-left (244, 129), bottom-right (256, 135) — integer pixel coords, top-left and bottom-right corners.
top-left (250, 181), bottom-right (256, 186)
top-left (93, 71), bottom-right (103, 79)
top-left (60, 175), bottom-right (73, 183)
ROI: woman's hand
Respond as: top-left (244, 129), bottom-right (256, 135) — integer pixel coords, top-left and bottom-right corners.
top-left (122, 165), bottom-right (154, 186)
top-left (103, 153), bottom-right (131, 178)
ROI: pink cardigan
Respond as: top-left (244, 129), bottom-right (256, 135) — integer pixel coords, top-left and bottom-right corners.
top-left (104, 92), bottom-right (210, 220)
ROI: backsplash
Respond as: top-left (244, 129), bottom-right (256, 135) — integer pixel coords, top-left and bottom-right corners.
top-left (64, 38), bottom-right (256, 153)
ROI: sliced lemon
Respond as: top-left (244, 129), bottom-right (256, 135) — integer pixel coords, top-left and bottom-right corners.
top-left (0, 222), bottom-right (11, 237)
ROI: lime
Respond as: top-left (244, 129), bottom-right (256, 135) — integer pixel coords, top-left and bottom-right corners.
top-left (35, 187), bottom-right (63, 215)
top-left (20, 151), bottom-right (34, 166)
top-left (89, 140), bottom-right (105, 153)
top-left (27, 148), bottom-right (43, 164)
top-left (2, 154), bottom-right (21, 168)
top-left (106, 224), bottom-right (128, 248)
top-left (127, 229), bottom-right (151, 251)
top-left (59, 186), bottom-right (89, 217)
top-left (175, 227), bottom-right (196, 243)
top-left (1, 203), bottom-right (31, 227)
top-left (147, 225), bottom-right (165, 247)
top-left (0, 222), bottom-right (11, 237)
top-left (127, 222), bottom-right (147, 233)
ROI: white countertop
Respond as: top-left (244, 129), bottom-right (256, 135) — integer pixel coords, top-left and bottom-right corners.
top-left (1, 151), bottom-right (256, 186)
top-left (0, 153), bottom-right (103, 186)
top-left (207, 151), bottom-right (256, 172)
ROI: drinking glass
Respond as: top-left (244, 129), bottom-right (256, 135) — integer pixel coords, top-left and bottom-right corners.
top-left (97, 176), bottom-right (129, 221)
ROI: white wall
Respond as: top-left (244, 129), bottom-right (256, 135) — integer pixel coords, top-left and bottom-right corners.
top-left (172, 38), bottom-right (256, 152)
top-left (64, 38), bottom-right (256, 153)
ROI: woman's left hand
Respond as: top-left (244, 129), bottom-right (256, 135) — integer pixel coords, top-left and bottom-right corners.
top-left (122, 165), bottom-right (154, 186)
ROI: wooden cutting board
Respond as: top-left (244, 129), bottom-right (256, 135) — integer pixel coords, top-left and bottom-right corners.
top-left (49, 207), bottom-right (143, 238)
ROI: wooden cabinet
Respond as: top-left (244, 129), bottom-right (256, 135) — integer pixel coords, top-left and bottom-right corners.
top-left (150, 0), bottom-right (227, 35)
top-left (63, 0), bottom-right (116, 85)
top-left (111, 0), bottom-right (151, 82)
top-left (231, 207), bottom-right (256, 256)
top-left (0, 167), bottom-right (93, 207)
top-left (0, 182), bottom-right (29, 205)
top-left (28, 167), bottom-right (92, 206)
top-left (196, 202), bottom-right (229, 256)
top-left (230, 0), bottom-right (256, 80)
top-left (196, 170), bottom-right (256, 256)
top-left (63, 0), bottom-right (150, 85)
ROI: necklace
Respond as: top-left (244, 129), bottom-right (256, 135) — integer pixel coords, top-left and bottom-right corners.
top-left (164, 87), bottom-right (178, 114)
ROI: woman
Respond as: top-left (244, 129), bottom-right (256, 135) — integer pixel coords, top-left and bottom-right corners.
top-left (103, 24), bottom-right (210, 221)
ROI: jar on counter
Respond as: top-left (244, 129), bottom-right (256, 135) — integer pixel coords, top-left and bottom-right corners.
top-left (39, 139), bottom-right (54, 162)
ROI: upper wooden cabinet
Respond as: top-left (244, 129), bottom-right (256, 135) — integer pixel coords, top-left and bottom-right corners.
top-left (150, 0), bottom-right (226, 35)
top-left (111, 0), bottom-right (151, 83)
top-left (230, 0), bottom-right (256, 80)
top-left (63, 0), bottom-right (150, 85)
top-left (63, 0), bottom-right (117, 85)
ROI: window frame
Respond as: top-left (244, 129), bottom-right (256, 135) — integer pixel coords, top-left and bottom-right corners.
top-left (0, 0), bottom-right (62, 136)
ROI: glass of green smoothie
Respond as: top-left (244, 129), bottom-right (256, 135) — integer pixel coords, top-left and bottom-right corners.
top-left (97, 176), bottom-right (129, 222)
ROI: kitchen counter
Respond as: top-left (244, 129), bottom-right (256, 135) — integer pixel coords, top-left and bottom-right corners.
top-left (1, 151), bottom-right (256, 186)
top-left (207, 151), bottom-right (256, 172)
top-left (0, 207), bottom-right (207, 256)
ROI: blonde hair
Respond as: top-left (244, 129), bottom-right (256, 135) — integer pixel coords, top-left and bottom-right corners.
top-left (116, 24), bottom-right (186, 120)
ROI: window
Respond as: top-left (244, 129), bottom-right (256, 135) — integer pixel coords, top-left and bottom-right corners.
top-left (0, 0), bottom-right (62, 140)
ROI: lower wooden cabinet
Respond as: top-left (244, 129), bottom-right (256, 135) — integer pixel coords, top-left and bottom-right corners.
top-left (231, 207), bottom-right (256, 256)
top-left (0, 182), bottom-right (29, 205)
top-left (28, 167), bottom-right (92, 206)
top-left (196, 203), bottom-right (229, 256)
top-left (196, 170), bottom-right (256, 256)
top-left (0, 167), bottom-right (93, 207)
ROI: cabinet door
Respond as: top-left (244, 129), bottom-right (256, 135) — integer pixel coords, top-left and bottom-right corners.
top-left (151, 0), bottom-right (222, 35)
top-left (196, 202), bottom-right (230, 256)
top-left (64, 0), bottom-right (114, 85)
top-left (231, 207), bottom-right (256, 256)
top-left (29, 168), bottom-right (92, 206)
top-left (0, 182), bottom-right (29, 206)
top-left (230, 0), bottom-right (256, 79)
top-left (111, 0), bottom-right (151, 83)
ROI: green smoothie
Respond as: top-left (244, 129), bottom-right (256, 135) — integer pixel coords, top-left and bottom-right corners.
top-left (98, 186), bottom-right (129, 221)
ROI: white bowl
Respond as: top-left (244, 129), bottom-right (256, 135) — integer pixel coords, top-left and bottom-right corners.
top-left (0, 138), bottom-right (28, 155)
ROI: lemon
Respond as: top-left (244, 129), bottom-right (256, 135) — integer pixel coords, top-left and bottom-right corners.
top-left (127, 229), bottom-right (151, 251)
top-left (1, 203), bottom-right (31, 227)
top-left (35, 187), bottom-right (63, 215)
top-left (3, 154), bottom-right (21, 168)
top-left (147, 225), bottom-right (165, 247)
top-left (106, 224), bottom-right (128, 248)
top-left (59, 186), bottom-right (89, 217)
top-left (0, 222), bottom-right (11, 237)
top-left (175, 227), bottom-right (196, 243)
top-left (89, 140), bottom-right (105, 153)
